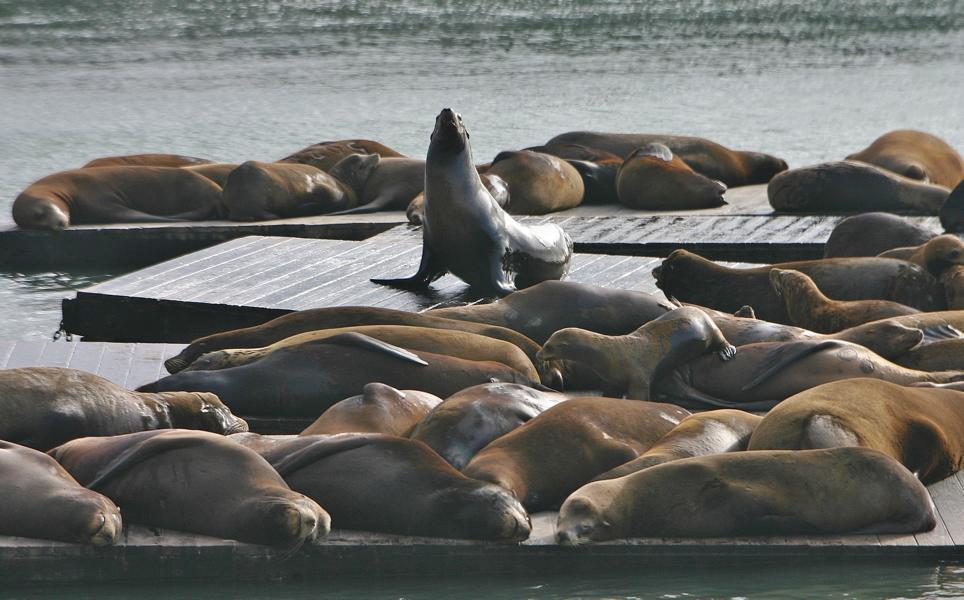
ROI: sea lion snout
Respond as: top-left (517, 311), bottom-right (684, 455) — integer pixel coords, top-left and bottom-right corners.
top-left (86, 509), bottom-right (123, 546)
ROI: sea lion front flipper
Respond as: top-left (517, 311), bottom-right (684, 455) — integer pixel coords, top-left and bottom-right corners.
top-left (921, 324), bottom-right (964, 342)
top-left (371, 240), bottom-right (446, 289)
top-left (488, 249), bottom-right (517, 297)
top-left (269, 435), bottom-right (376, 477)
top-left (84, 431), bottom-right (201, 491)
top-left (323, 332), bottom-right (429, 366)
top-left (741, 340), bottom-right (843, 392)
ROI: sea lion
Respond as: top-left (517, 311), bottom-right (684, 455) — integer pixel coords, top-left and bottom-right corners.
top-left (521, 143), bottom-right (623, 205)
top-left (768, 161), bottom-right (950, 214)
top-left (845, 130), bottom-right (964, 189)
top-left (163, 306), bottom-right (544, 375)
top-left (592, 410), bottom-right (763, 481)
top-left (538, 307), bottom-right (736, 399)
top-left (823, 212), bottom-right (937, 258)
top-left (0, 367), bottom-right (248, 450)
top-left (221, 160), bottom-right (355, 221)
top-left (232, 433), bottom-right (531, 541)
top-left (840, 311), bottom-right (964, 345)
top-left (748, 378), bottom-right (964, 483)
top-left (940, 181), bottom-right (964, 232)
top-left (143, 333), bottom-right (545, 418)
top-left (484, 150), bottom-right (584, 214)
top-left (0, 440), bottom-right (121, 545)
top-left (462, 397), bottom-right (688, 511)
top-left (877, 235), bottom-right (964, 277)
top-left (429, 280), bottom-right (674, 344)
top-left (769, 268), bottom-right (920, 333)
top-left (82, 153), bottom-right (215, 168)
top-left (181, 324), bottom-right (542, 383)
top-left (49, 430), bottom-right (329, 546)
top-left (407, 172), bottom-right (510, 225)
top-left (652, 249), bottom-right (945, 324)
top-left (544, 131), bottom-right (788, 186)
top-left (181, 162), bottom-right (238, 188)
top-left (12, 166), bottom-right (224, 230)
top-left (942, 265), bottom-right (964, 309)
top-left (299, 383), bottom-right (441, 437)
top-left (278, 139), bottom-right (405, 172)
top-left (410, 382), bottom-right (568, 469)
top-left (652, 339), bottom-right (964, 411)
top-left (616, 143), bottom-right (727, 210)
top-left (895, 338), bottom-right (964, 371)
top-left (371, 109), bottom-right (572, 297)
top-left (326, 154), bottom-right (424, 214)
top-left (556, 447), bottom-right (935, 543)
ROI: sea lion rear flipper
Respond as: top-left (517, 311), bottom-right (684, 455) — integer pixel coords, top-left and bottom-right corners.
top-left (324, 332), bottom-right (428, 366)
top-left (371, 240), bottom-right (446, 288)
top-left (84, 431), bottom-right (200, 491)
top-left (921, 324), bottom-right (964, 342)
top-left (741, 340), bottom-right (843, 392)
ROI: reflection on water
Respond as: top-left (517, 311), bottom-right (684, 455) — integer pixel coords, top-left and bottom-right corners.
top-left (0, 270), bottom-right (114, 340)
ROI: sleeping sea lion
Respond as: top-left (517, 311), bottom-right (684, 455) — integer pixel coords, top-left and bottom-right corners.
top-left (82, 153), bottom-right (215, 168)
top-left (327, 154), bottom-right (425, 214)
top-left (221, 160), bottom-right (356, 220)
top-left (845, 130), bottom-right (964, 188)
top-left (485, 150), bottom-right (584, 214)
top-left (277, 139), bottom-right (405, 172)
top-left (616, 143), bottom-right (727, 210)
top-left (299, 383), bottom-right (441, 437)
top-left (823, 212), bottom-right (937, 258)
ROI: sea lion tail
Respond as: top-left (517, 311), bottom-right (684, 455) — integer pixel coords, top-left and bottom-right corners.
top-left (741, 340), bottom-right (843, 392)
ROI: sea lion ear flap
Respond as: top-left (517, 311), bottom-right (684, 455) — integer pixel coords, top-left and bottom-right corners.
top-left (734, 305), bottom-right (756, 319)
top-left (940, 181), bottom-right (964, 233)
top-left (325, 332), bottom-right (428, 366)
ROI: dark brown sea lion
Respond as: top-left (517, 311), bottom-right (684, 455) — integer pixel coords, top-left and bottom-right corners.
top-left (407, 172), bottom-right (510, 225)
top-left (616, 143), bottom-right (727, 210)
top-left (556, 447), bottom-right (935, 543)
top-left (770, 268), bottom-right (920, 333)
top-left (0, 367), bottom-right (248, 451)
top-left (12, 166), bottom-right (224, 230)
top-left (49, 430), bottom-right (329, 545)
top-left (654, 339), bottom-right (964, 411)
top-left (485, 150), bottom-right (584, 214)
top-left (410, 382), bottom-right (568, 470)
top-left (940, 181), bottom-right (964, 233)
top-left (0, 440), bottom-right (121, 545)
top-left (221, 160), bottom-right (356, 221)
top-left (538, 307), bottom-right (736, 399)
top-left (544, 131), bottom-right (788, 186)
top-left (748, 378), bottom-right (964, 483)
top-left (299, 383), bottom-right (441, 437)
top-left (143, 333), bottom-right (545, 418)
top-left (592, 409), bottom-right (763, 481)
top-left (768, 161), bottom-right (950, 214)
top-left (845, 130), bottom-right (964, 189)
top-left (181, 162), bottom-right (238, 188)
top-left (163, 306), bottom-right (544, 375)
top-left (823, 212), bottom-right (937, 258)
top-left (82, 153), bottom-right (215, 168)
top-left (652, 249), bottom-right (945, 324)
top-left (371, 109), bottom-right (572, 296)
top-left (232, 433), bottom-right (531, 541)
top-left (942, 265), bottom-right (964, 309)
top-left (896, 338), bottom-right (964, 371)
top-left (877, 235), bottom-right (964, 277)
top-left (462, 397), bottom-right (689, 511)
top-left (327, 154), bottom-right (425, 214)
top-left (278, 139), bottom-right (405, 172)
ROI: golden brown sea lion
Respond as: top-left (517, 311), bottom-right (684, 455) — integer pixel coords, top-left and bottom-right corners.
top-left (82, 153), bottom-right (215, 168)
top-left (12, 166), bottom-right (224, 230)
top-left (823, 212), bottom-right (937, 258)
top-left (522, 143), bottom-right (624, 205)
top-left (748, 378), bottom-right (964, 483)
top-left (846, 130), bottom-right (964, 189)
top-left (0, 440), bottom-right (122, 545)
top-left (877, 235), bottom-right (964, 277)
top-left (49, 430), bottom-right (329, 546)
top-left (327, 154), bottom-right (424, 214)
top-left (616, 143), bottom-right (727, 210)
top-left (485, 150), bottom-right (584, 214)
top-left (462, 397), bottom-right (689, 511)
top-left (221, 160), bottom-right (356, 221)
top-left (556, 447), bottom-right (935, 543)
top-left (277, 139), bottom-right (405, 172)
top-left (299, 383), bottom-right (441, 437)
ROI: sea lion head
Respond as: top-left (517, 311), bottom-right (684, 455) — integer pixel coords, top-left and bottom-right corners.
top-left (328, 153), bottom-right (380, 192)
top-left (162, 391), bottom-right (249, 434)
top-left (256, 495), bottom-right (331, 545)
top-left (744, 151), bottom-right (789, 183)
top-left (769, 268), bottom-right (809, 298)
top-left (429, 108), bottom-right (470, 158)
top-left (556, 494), bottom-right (614, 545)
top-left (73, 502), bottom-right (123, 546)
top-left (940, 181), bottom-right (964, 233)
top-left (835, 320), bottom-right (924, 358)
top-left (437, 483), bottom-right (531, 542)
top-left (921, 234), bottom-right (964, 277)
top-left (12, 193), bottom-right (70, 231)
top-left (538, 327), bottom-right (596, 364)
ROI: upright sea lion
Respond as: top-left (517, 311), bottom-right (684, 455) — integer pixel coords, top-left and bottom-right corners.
top-left (13, 166), bottom-right (224, 230)
top-left (143, 333), bottom-right (544, 417)
top-left (544, 132), bottom-right (788, 186)
top-left (0, 367), bottom-right (248, 450)
top-left (163, 306), bottom-right (544, 374)
top-left (592, 410), bottom-right (763, 481)
top-left (300, 383), bottom-right (441, 437)
top-left (462, 397), bottom-right (689, 511)
top-left (181, 162), bottom-right (238, 188)
top-left (768, 161), bottom-right (950, 214)
top-left (371, 109), bottom-right (572, 296)
top-left (407, 173), bottom-right (510, 225)
top-left (616, 143), bottom-right (727, 210)
top-left (485, 150), bottom-right (584, 214)
top-left (221, 160), bottom-right (356, 221)
top-left (233, 433), bottom-right (531, 541)
top-left (823, 212), bottom-right (937, 258)
top-left (278, 139), bottom-right (405, 172)
top-left (877, 235), bottom-right (964, 277)
top-left (652, 249), bottom-right (945, 324)
top-left (82, 153), bottom-right (215, 168)
top-left (326, 154), bottom-right (425, 214)
top-left (410, 382), bottom-right (568, 469)
top-left (845, 130), bottom-right (964, 188)
top-left (50, 430), bottom-right (329, 546)
top-left (181, 324), bottom-right (542, 383)
top-left (556, 448), bottom-right (935, 543)
top-left (538, 307), bottom-right (736, 399)
top-left (0, 440), bottom-right (121, 545)
top-left (769, 268), bottom-right (920, 333)
top-left (748, 378), bottom-right (964, 483)
top-left (940, 181), bottom-right (964, 232)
